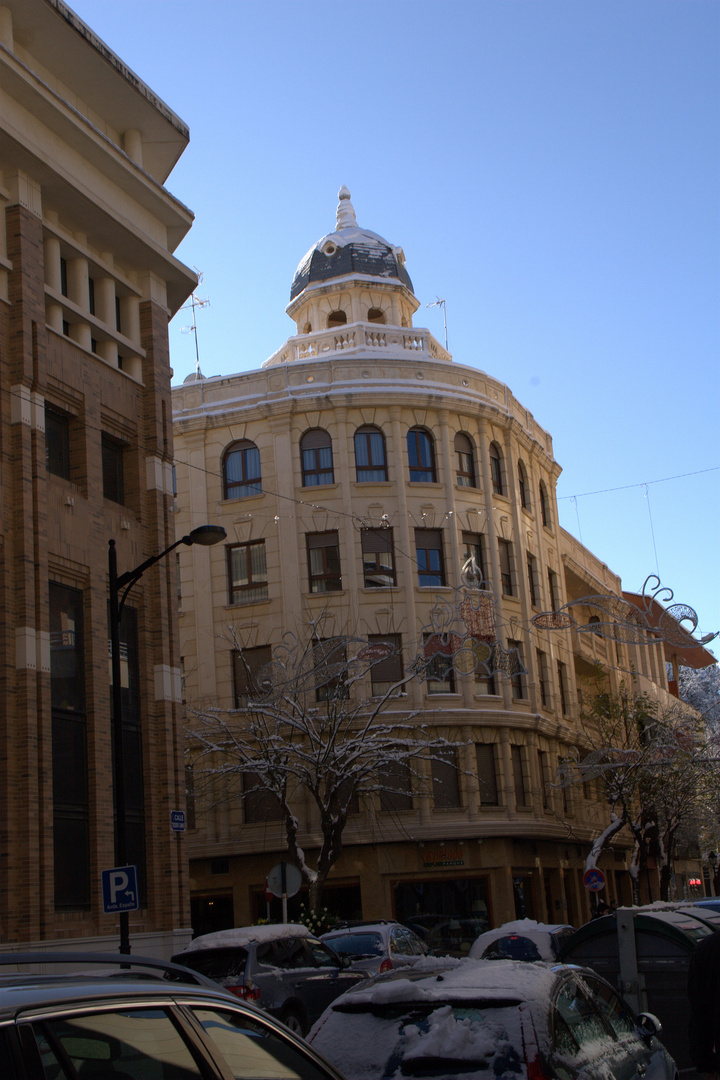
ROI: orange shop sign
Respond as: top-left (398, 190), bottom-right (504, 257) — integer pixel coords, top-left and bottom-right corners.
top-left (422, 845), bottom-right (465, 869)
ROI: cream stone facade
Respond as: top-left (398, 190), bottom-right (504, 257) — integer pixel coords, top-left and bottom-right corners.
top-left (172, 190), bottom-right (691, 943)
top-left (1, 0), bottom-right (195, 950)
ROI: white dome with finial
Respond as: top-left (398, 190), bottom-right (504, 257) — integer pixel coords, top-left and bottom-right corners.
top-left (290, 187), bottom-right (414, 300)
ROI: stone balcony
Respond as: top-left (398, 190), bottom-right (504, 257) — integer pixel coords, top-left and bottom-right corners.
top-left (263, 322), bottom-right (452, 367)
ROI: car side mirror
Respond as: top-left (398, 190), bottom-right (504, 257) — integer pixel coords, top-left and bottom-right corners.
top-left (636, 1012), bottom-right (662, 1044)
top-left (340, 955), bottom-right (351, 969)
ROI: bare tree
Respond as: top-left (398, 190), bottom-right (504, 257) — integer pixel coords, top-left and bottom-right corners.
top-left (185, 627), bottom-right (458, 911)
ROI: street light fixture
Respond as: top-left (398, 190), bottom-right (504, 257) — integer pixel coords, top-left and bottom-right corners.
top-left (108, 524), bottom-right (226, 953)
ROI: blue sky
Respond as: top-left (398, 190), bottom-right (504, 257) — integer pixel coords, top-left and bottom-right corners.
top-left (70, 0), bottom-right (719, 649)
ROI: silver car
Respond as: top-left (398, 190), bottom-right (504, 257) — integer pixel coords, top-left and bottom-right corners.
top-left (321, 921), bottom-right (429, 974)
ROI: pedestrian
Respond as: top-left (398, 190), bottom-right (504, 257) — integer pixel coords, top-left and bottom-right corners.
top-left (687, 928), bottom-right (720, 1079)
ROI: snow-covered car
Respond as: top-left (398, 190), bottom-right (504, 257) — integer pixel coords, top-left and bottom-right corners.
top-left (321, 921), bottom-right (429, 974)
top-left (308, 958), bottom-right (678, 1080)
top-left (468, 919), bottom-right (574, 962)
top-left (172, 922), bottom-right (368, 1035)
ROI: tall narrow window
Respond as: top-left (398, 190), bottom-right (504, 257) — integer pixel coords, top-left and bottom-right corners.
top-left (415, 529), bottom-right (446, 587)
top-left (462, 532), bottom-right (486, 584)
top-left (368, 634), bottom-right (403, 696)
top-left (88, 276), bottom-right (96, 316)
top-left (307, 531), bottom-right (342, 592)
top-left (511, 744), bottom-right (528, 808)
top-left (518, 461), bottom-right (530, 509)
top-left (538, 749), bottom-right (550, 809)
top-left (233, 646), bottom-right (273, 707)
top-left (476, 744), bottom-right (499, 806)
top-left (489, 442), bottom-right (504, 495)
top-left (60, 257), bottom-right (68, 297)
top-left (354, 425), bottom-right (387, 482)
top-left (102, 434), bottom-right (124, 504)
top-left (547, 569), bottom-right (560, 611)
top-left (526, 553), bottom-right (539, 607)
top-left (454, 432), bottom-right (476, 487)
top-left (498, 539), bottom-right (515, 596)
top-left (223, 440), bottom-right (262, 499)
top-left (228, 541), bottom-right (268, 605)
top-left (301, 429), bottom-right (334, 486)
top-left (557, 660), bottom-right (569, 715)
top-left (314, 639), bottom-right (348, 702)
top-left (508, 639), bottom-right (526, 698)
top-left (539, 481), bottom-right (551, 528)
top-left (46, 405), bottom-right (71, 480)
top-left (51, 582), bottom-right (89, 909)
top-left (243, 771), bottom-right (283, 823)
top-left (407, 428), bottom-right (436, 483)
top-left (361, 528), bottom-right (395, 587)
top-left (379, 761), bottom-right (413, 811)
top-left (432, 749), bottom-right (461, 808)
top-left (424, 633), bottom-right (455, 694)
top-left (536, 649), bottom-right (549, 708)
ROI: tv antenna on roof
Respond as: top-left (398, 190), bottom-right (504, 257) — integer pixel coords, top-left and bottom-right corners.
top-left (181, 269), bottom-right (210, 375)
top-left (426, 297), bottom-right (448, 352)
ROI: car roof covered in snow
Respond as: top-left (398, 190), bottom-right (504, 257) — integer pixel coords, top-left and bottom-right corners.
top-left (175, 923), bottom-right (312, 954)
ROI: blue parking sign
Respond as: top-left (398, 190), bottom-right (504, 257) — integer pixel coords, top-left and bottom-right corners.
top-left (171, 810), bottom-right (186, 832)
top-left (102, 865), bottom-right (139, 913)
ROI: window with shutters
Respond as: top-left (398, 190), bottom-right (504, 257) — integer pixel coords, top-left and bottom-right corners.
top-left (307, 532), bottom-right (342, 592)
top-left (223, 440), bottom-right (262, 500)
top-left (476, 744), bottom-right (499, 806)
top-left (432, 749), bottom-right (462, 809)
top-left (368, 634), bottom-right (404, 696)
top-left (379, 761), bottom-right (413, 811)
top-left (361, 528), bottom-right (395, 587)
top-left (536, 649), bottom-right (550, 708)
top-left (415, 529), bottom-right (446, 587)
top-left (243, 771), bottom-right (282, 823)
top-left (508, 639), bottom-right (527, 698)
top-left (233, 646), bottom-right (273, 707)
top-left (511, 744), bottom-right (529, 808)
top-left (498, 539), bottom-right (515, 596)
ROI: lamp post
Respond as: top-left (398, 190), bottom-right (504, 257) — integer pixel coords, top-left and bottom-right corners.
top-left (108, 524), bottom-right (226, 953)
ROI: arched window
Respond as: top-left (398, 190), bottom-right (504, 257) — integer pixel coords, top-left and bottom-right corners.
top-left (518, 461), bottom-right (530, 509)
top-left (300, 428), bottom-right (334, 487)
top-left (489, 442), bottom-right (504, 496)
top-left (367, 307), bottom-right (386, 324)
top-left (454, 432), bottom-right (476, 487)
top-left (327, 310), bottom-right (347, 328)
top-left (354, 425), bottom-right (387, 482)
top-left (539, 481), bottom-right (551, 527)
top-left (407, 428), bottom-right (436, 483)
top-left (223, 440), bottom-right (261, 499)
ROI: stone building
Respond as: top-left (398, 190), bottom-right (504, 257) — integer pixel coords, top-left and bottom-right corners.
top-left (1, 0), bottom-right (194, 950)
top-left (172, 189), bottom-right (699, 944)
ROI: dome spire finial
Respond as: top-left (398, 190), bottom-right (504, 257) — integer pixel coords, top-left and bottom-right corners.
top-left (336, 186), bottom-right (357, 230)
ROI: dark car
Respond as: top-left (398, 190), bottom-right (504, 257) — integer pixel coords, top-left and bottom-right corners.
top-left (308, 958), bottom-right (678, 1080)
top-left (172, 923), bottom-right (368, 1036)
top-left (0, 951), bottom-right (346, 1080)
top-left (321, 921), bottom-right (429, 975)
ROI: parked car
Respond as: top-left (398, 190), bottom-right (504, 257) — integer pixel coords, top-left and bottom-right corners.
top-left (321, 920), bottom-right (429, 974)
top-left (172, 922), bottom-right (368, 1035)
top-left (690, 896), bottom-right (720, 914)
top-left (308, 958), bottom-right (678, 1080)
top-left (407, 916), bottom-right (489, 956)
top-left (468, 918), bottom-right (575, 962)
top-left (0, 951), bottom-right (346, 1080)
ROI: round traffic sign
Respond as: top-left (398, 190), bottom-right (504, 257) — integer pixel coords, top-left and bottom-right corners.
top-left (583, 867), bottom-right (606, 892)
top-left (266, 861), bottom-right (302, 898)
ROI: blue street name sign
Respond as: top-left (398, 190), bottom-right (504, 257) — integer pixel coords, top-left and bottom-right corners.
top-left (171, 810), bottom-right (186, 832)
top-left (102, 865), bottom-right (139, 913)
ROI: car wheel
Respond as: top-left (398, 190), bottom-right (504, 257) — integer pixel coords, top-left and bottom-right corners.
top-left (281, 1007), bottom-right (306, 1036)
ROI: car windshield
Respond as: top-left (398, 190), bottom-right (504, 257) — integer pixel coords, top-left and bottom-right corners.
top-left (175, 947), bottom-right (248, 980)
top-left (313, 1000), bottom-right (525, 1079)
top-left (326, 933), bottom-right (384, 958)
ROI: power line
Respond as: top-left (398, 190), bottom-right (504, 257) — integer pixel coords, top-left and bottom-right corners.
top-left (557, 466), bottom-right (719, 501)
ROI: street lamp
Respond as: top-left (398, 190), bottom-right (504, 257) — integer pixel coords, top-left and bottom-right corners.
top-left (108, 524), bottom-right (226, 953)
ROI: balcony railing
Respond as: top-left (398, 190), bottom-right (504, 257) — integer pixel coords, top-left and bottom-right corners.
top-left (263, 322), bottom-right (452, 367)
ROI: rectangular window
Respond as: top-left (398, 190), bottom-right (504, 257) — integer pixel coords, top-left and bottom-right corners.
top-left (557, 660), bottom-right (569, 715)
top-left (424, 633), bottom-right (455, 694)
top-left (115, 295), bottom-right (122, 333)
top-left (361, 528), bottom-right (396, 587)
top-left (526, 553), bottom-right (539, 608)
top-left (536, 649), bottom-right (549, 708)
top-left (379, 761), bottom-right (413, 811)
top-left (462, 531), bottom-right (486, 583)
top-left (102, 434), bottom-right (125, 505)
top-left (548, 568), bottom-right (560, 610)
top-left (476, 744), bottom-right (499, 806)
top-left (233, 646), bottom-right (273, 708)
top-left (415, 529), bottom-right (446, 587)
top-left (498, 540), bottom-right (515, 596)
top-left (307, 532), bottom-right (342, 593)
top-left (45, 405), bottom-right (71, 480)
top-left (508, 639), bottom-right (526, 698)
top-left (315, 639), bottom-right (348, 703)
top-left (432, 748), bottom-right (461, 809)
top-left (538, 749), bottom-right (550, 810)
top-left (51, 581), bottom-right (89, 910)
top-left (228, 542), bottom-right (268, 605)
top-left (511, 744), bottom-right (528, 808)
top-left (88, 276), bottom-right (95, 315)
top-left (60, 256), bottom-right (68, 297)
top-left (368, 633), bottom-right (403, 696)
top-left (243, 771), bottom-right (283, 823)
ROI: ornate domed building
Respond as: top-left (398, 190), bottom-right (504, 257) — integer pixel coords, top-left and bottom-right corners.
top-left (172, 190), bottom-right (686, 940)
